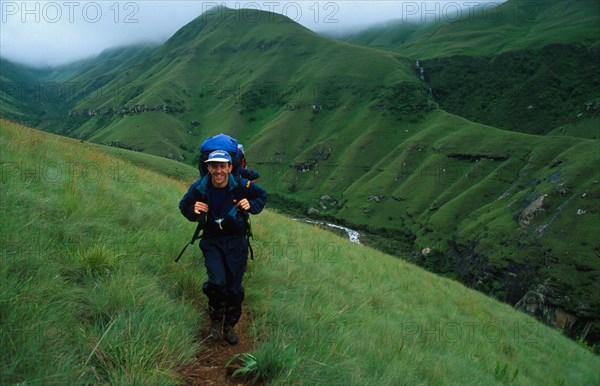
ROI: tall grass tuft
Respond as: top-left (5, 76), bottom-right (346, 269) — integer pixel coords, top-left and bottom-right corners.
top-left (1, 121), bottom-right (202, 384)
top-left (227, 337), bottom-right (297, 384)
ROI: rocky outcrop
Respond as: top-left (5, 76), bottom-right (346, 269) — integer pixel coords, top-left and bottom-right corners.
top-left (517, 194), bottom-right (548, 227)
top-left (166, 152), bottom-right (185, 161)
top-left (290, 144), bottom-right (332, 174)
top-left (69, 104), bottom-right (192, 117)
top-left (318, 195), bottom-right (337, 210)
top-left (514, 282), bottom-right (557, 326)
top-left (515, 282), bottom-right (579, 331)
top-left (106, 141), bottom-right (144, 152)
top-left (367, 195), bottom-right (384, 202)
top-left (307, 208), bottom-right (320, 216)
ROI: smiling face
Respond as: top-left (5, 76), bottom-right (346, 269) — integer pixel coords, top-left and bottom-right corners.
top-left (207, 162), bottom-right (232, 188)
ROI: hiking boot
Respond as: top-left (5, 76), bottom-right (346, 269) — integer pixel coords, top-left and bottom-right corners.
top-left (223, 324), bottom-right (238, 345)
top-left (209, 319), bottom-right (222, 342)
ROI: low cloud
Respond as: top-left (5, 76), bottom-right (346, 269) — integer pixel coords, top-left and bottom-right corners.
top-left (0, 1), bottom-right (507, 67)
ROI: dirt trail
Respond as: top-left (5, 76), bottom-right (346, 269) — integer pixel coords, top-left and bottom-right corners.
top-left (180, 309), bottom-right (255, 385)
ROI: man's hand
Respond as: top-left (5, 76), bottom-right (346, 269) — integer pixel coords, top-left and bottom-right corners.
top-left (236, 198), bottom-right (250, 211)
top-left (194, 201), bottom-right (208, 214)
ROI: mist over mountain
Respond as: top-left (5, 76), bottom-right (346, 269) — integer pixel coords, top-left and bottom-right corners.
top-left (1, 1), bottom-right (508, 68)
top-left (1, 1), bottom-right (599, 348)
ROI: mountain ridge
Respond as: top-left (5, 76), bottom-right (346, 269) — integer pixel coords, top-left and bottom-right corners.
top-left (340, 0), bottom-right (599, 58)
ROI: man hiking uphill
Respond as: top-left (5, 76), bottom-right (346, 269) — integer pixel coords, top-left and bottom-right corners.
top-left (179, 149), bottom-right (267, 344)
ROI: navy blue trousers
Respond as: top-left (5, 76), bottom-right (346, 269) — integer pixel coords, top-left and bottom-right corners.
top-left (200, 235), bottom-right (248, 327)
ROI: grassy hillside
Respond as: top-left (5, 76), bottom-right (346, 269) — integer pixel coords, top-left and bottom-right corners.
top-left (421, 44), bottom-right (600, 135)
top-left (337, 0), bottom-right (600, 135)
top-left (2, 3), bottom-right (599, 346)
top-left (250, 210), bottom-right (600, 385)
top-left (1, 119), bottom-right (599, 384)
top-left (35, 7), bottom-right (425, 160)
top-left (375, 0), bottom-right (599, 59)
top-left (253, 108), bottom-right (600, 325)
top-left (335, 20), bottom-right (425, 49)
top-left (0, 120), bottom-right (202, 383)
top-left (43, 44), bottom-right (157, 83)
top-left (0, 59), bottom-right (53, 126)
top-left (0, 45), bottom-right (155, 135)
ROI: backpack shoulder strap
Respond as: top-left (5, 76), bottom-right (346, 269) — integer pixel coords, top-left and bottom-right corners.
top-left (175, 215), bottom-right (205, 262)
top-left (175, 192), bottom-right (208, 263)
top-left (232, 176), bottom-right (255, 260)
top-left (232, 175), bottom-right (250, 199)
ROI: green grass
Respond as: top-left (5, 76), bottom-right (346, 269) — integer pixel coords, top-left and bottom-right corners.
top-left (248, 108), bottom-right (600, 330)
top-left (360, 0), bottom-right (600, 59)
top-left (0, 120), bottom-right (201, 383)
top-left (90, 142), bottom-right (198, 181)
top-left (334, 1), bottom-right (600, 137)
top-left (1, 120), bottom-right (599, 384)
top-left (420, 44), bottom-right (600, 135)
top-left (8, 9), bottom-right (599, 330)
top-left (1, 2), bottom-right (600, 376)
top-left (246, 210), bottom-right (600, 385)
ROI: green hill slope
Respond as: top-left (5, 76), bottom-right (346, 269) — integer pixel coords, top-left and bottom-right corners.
top-left (377, 0), bottom-right (599, 59)
top-left (43, 44), bottom-right (157, 83)
top-left (339, 0), bottom-right (600, 135)
top-left (38, 7), bottom-right (426, 160)
top-left (0, 45), bottom-right (156, 134)
top-left (421, 43), bottom-right (600, 136)
top-left (2, 3), bottom-right (599, 345)
top-left (261, 108), bottom-right (600, 328)
top-left (336, 0), bottom-right (600, 135)
top-left (1, 120), bottom-right (599, 384)
top-left (336, 20), bottom-right (425, 50)
top-left (0, 120), bottom-right (202, 383)
top-left (0, 58), bottom-right (53, 126)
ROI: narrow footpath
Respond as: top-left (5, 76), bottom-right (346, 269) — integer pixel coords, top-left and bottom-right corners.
top-left (180, 309), bottom-right (255, 385)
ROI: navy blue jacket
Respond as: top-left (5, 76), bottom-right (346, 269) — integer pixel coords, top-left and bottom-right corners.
top-left (179, 174), bottom-right (267, 237)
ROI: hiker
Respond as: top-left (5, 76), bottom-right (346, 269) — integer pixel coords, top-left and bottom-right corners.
top-left (179, 149), bottom-right (267, 344)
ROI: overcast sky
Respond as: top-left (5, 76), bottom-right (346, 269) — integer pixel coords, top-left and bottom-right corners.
top-left (1, 0), bottom-right (507, 67)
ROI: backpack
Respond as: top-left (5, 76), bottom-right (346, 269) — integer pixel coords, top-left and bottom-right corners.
top-left (198, 133), bottom-right (242, 177)
top-left (237, 143), bottom-right (247, 168)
